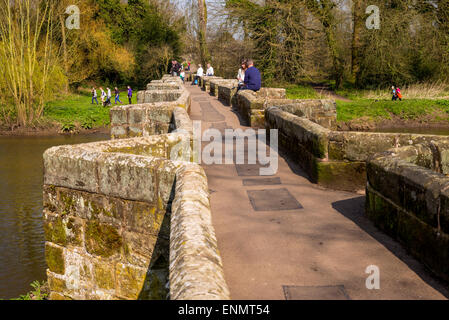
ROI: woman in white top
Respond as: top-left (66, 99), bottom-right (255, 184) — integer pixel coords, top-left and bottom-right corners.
top-left (237, 60), bottom-right (247, 88)
top-left (196, 64), bottom-right (204, 77)
top-left (100, 87), bottom-right (106, 104)
top-left (194, 64), bottom-right (204, 85)
top-left (206, 63), bottom-right (214, 76)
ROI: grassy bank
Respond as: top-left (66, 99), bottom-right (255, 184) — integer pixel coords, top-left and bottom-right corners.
top-left (283, 84), bottom-right (319, 100)
top-left (43, 91), bottom-right (137, 132)
top-left (283, 82), bottom-right (449, 127)
top-left (0, 90), bottom-right (138, 134)
top-left (336, 99), bottom-right (449, 123)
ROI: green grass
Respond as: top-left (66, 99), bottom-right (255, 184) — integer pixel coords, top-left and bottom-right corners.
top-left (336, 99), bottom-right (449, 122)
top-left (44, 91), bottom-right (138, 132)
top-left (284, 84), bottom-right (319, 100)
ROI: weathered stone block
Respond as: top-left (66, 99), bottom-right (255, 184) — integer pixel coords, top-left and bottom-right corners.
top-left (43, 147), bottom-right (101, 193)
top-left (315, 161), bottom-right (366, 192)
top-left (397, 210), bottom-right (449, 281)
top-left (85, 219), bottom-right (122, 258)
top-left (43, 212), bottom-right (83, 247)
top-left (94, 260), bottom-right (116, 290)
top-left (115, 263), bottom-right (147, 299)
top-left (46, 243), bottom-right (65, 275)
top-left (121, 231), bottom-right (158, 267)
top-left (48, 272), bottom-right (67, 293)
top-left (366, 186), bottom-right (400, 237)
top-left (96, 154), bottom-right (158, 203)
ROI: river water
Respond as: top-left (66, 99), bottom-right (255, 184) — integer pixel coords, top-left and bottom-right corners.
top-left (0, 132), bottom-right (109, 299)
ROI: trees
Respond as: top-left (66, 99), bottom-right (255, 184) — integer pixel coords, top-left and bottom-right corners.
top-left (0, 0), bottom-right (65, 128)
top-left (0, 0), bottom-right (185, 128)
top-left (197, 0), bottom-right (210, 66)
top-left (219, 0), bottom-right (449, 88)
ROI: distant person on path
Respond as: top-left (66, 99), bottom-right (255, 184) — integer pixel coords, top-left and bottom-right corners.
top-left (391, 86), bottom-right (398, 101)
top-left (127, 86), bottom-right (133, 104)
top-left (114, 87), bottom-right (122, 104)
top-left (187, 62), bottom-right (191, 71)
top-left (241, 59), bottom-right (261, 92)
top-left (91, 87), bottom-right (98, 105)
top-left (206, 63), bottom-right (214, 76)
top-left (396, 86), bottom-right (403, 101)
top-left (100, 87), bottom-right (106, 105)
top-left (237, 60), bottom-right (247, 90)
top-left (105, 87), bottom-right (112, 106)
top-left (193, 64), bottom-right (203, 85)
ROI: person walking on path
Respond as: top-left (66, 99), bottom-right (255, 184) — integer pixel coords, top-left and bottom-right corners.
top-left (206, 63), bottom-right (214, 76)
top-left (100, 87), bottom-right (106, 105)
top-left (396, 86), bottom-right (403, 101)
top-left (241, 59), bottom-right (261, 92)
top-left (91, 87), bottom-right (99, 105)
top-left (104, 87), bottom-right (112, 107)
top-left (391, 86), bottom-right (398, 101)
top-left (127, 86), bottom-right (133, 104)
top-left (114, 87), bottom-right (123, 104)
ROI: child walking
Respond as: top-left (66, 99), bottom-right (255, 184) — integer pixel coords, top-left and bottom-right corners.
top-left (114, 87), bottom-right (123, 104)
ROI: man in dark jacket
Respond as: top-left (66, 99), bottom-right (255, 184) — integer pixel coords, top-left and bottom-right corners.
top-left (170, 60), bottom-right (182, 77)
top-left (241, 59), bottom-right (261, 92)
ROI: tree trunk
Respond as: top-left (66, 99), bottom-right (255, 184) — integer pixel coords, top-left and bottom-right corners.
top-left (197, 0), bottom-right (210, 66)
top-left (351, 0), bottom-right (363, 87)
top-left (59, 13), bottom-right (69, 93)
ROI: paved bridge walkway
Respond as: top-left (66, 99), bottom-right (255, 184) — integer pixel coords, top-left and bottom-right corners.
top-left (186, 83), bottom-right (449, 300)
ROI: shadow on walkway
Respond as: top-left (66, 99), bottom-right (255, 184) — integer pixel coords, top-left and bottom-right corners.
top-left (332, 197), bottom-right (449, 298)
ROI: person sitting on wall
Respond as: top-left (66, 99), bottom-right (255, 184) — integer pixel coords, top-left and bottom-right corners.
top-left (193, 64), bottom-right (204, 85)
top-left (206, 63), bottom-right (214, 76)
top-left (237, 60), bottom-right (247, 90)
top-left (240, 59), bottom-right (261, 92)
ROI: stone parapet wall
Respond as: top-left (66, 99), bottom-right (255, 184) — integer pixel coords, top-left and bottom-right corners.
top-left (209, 79), bottom-right (232, 97)
top-left (267, 100), bottom-right (337, 130)
top-left (234, 88), bottom-right (286, 128)
top-left (110, 103), bottom-right (191, 139)
top-left (217, 81), bottom-right (239, 106)
top-left (170, 164), bottom-right (231, 300)
top-left (266, 106), bottom-right (449, 191)
top-left (366, 141), bottom-right (449, 281)
top-left (43, 75), bottom-right (230, 300)
top-left (200, 76), bottom-right (222, 92)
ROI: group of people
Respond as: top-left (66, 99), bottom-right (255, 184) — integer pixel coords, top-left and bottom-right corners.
top-left (190, 58), bottom-right (261, 93)
top-left (391, 85), bottom-right (403, 101)
top-left (236, 59), bottom-right (261, 92)
top-left (193, 63), bottom-right (215, 84)
top-left (170, 60), bottom-right (193, 83)
top-left (91, 86), bottom-right (133, 107)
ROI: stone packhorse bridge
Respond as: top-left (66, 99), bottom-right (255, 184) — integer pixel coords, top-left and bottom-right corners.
top-left (43, 73), bottom-right (449, 300)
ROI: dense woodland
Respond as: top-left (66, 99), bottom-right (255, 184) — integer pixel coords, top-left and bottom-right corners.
top-left (192, 0), bottom-right (449, 88)
top-left (1, 0), bottom-right (449, 128)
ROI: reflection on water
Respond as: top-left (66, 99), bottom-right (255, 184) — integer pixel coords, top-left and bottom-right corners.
top-left (374, 127), bottom-right (449, 136)
top-left (0, 132), bottom-right (109, 299)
